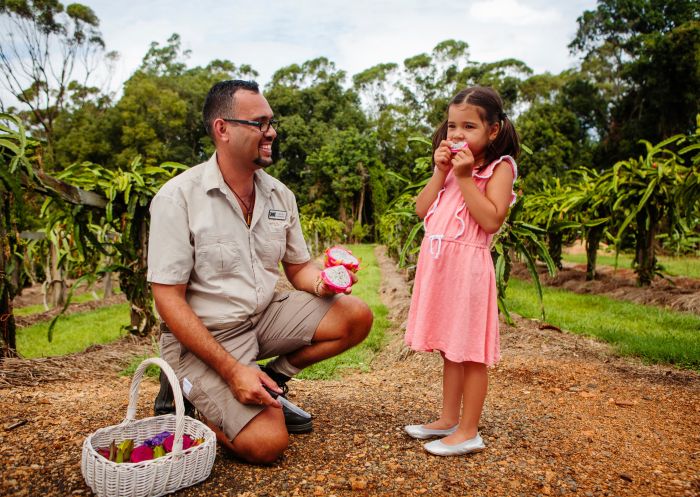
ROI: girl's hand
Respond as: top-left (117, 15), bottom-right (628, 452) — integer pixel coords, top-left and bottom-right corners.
top-left (433, 141), bottom-right (453, 174)
top-left (452, 147), bottom-right (475, 178)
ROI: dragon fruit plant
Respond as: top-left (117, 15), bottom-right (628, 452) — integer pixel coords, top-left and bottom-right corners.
top-left (320, 265), bottom-right (353, 293)
top-left (324, 246), bottom-right (360, 272)
top-left (450, 141), bottom-right (468, 153)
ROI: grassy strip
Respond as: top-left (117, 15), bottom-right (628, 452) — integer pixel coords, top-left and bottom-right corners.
top-left (561, 252), bottom-right (700, 279)
top-left (16, 303), bottom-right (130, 358)
top-left (296, 244), bottom-right (389, 380)
top-left (505, 277), bottom-right (700, 370)
top-left (14, 288), bottom-right (121, 317)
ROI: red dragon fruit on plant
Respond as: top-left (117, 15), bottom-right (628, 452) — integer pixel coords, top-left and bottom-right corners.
top-left (449, 141), bottom-right (468, 154)
top-left (324, 246), bottom-right (360, 272)
top-left (320, 265), bottom-right (353, 293)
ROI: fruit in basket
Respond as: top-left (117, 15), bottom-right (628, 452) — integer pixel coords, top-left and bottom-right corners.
top-left (324, 246), bottom-right (360, 272)
top-left (163, 433), bottom-right (194, 452)
top-left (153, 445), bottom-right (167, 458)
top-left (115, 439), bottom-right (134, 463)
top-left (130, 444), bottom-right (154, 463)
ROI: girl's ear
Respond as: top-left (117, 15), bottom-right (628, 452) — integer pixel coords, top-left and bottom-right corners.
top-left (488, 122), bottom-right (500, 142)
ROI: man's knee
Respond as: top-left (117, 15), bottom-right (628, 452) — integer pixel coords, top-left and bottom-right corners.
top-left (234, 432), bottom-right (288, 464)
top-left (342, 295), bottom-right (373, 344)
top-left (230, 409), bottom-right (288, 464)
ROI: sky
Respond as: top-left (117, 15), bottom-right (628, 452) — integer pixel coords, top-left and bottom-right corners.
top-left (77, 0), bottom-right (597, 93)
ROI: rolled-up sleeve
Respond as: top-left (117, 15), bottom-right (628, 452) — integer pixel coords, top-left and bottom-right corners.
top-left (147, 193), bottom-right (193, 284)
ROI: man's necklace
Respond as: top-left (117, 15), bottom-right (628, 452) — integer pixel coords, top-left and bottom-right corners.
top-left (231, 187), bottom-right (255, 226)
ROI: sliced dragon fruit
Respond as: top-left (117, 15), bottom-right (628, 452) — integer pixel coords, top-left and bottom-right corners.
top-left (320, 265), bottom-right (353, 293)
top-left (450, 141), bottom-right (468, 153)
top-left (324, 246), bottom-right (360, 271)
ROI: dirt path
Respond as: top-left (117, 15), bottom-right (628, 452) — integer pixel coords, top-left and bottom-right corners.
top-left (1, 247), bottom-right (699, 497)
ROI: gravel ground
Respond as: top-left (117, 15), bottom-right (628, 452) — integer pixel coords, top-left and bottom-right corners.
top-left (1, 247), bottom-right (698, 497)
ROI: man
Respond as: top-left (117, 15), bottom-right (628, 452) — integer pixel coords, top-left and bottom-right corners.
top-left (147, 80), bottom-right (373, 464)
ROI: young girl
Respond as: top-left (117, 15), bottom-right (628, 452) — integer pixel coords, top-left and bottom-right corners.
top-left (403, 86), bottom-right (519, 456)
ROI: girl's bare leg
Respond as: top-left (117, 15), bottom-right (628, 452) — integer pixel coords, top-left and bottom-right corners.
top-left (424, 355), bottom-right (463, 429)
top-left (439, 361), bottom-right (487, 443)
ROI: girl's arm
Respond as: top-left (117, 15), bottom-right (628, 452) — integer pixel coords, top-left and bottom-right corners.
top-left (455, 161), bottom-right (514, 234)
top-left (416, 141), bottom-right (453, 219)
top-left (415, 169), bottom-right (448, 219)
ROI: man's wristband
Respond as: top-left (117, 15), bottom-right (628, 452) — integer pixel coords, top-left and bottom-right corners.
top-left (313, 278), bottom-right (324, 297)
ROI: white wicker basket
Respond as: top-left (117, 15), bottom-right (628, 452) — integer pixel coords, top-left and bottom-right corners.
top-left (81, 358), bottom-right (217, 497)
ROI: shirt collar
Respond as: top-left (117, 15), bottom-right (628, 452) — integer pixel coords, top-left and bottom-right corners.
top-left (202, 152), bottom-right (276, 197)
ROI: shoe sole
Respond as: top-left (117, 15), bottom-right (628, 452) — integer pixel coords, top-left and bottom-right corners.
top-left (286, 421), bottom-right (313, 434)
top-left (425, 446), bottom-right (485, 456)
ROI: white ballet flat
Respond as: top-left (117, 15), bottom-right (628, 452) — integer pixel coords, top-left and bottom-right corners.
top-left (423, 432), bottom-right (486, 456)
top-left (404, 424), bottom-right (458, 440)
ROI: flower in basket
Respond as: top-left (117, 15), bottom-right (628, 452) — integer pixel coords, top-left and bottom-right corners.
top-left (163, 434), bottom-right (194, 452)
top-left (129, 444), bottom-right (154, 463)
top-left (144, 431), bottom-right (171, 447)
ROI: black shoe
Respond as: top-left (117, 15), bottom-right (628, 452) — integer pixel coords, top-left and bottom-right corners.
top-left (154, 370), bottom-right (196, 418)
top-left (261, 365), bottom-right (313, 434)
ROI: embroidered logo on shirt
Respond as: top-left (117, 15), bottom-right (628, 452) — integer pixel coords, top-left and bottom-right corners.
top-left (268, 209), bottom-right (287, 220)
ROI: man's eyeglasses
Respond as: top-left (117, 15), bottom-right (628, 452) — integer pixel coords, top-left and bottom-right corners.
top-left (222, 118), bottom-right (278, 133)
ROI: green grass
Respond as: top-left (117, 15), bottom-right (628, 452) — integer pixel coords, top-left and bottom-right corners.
top-left (14, 288), bottom-right (121, 317)
top-left (296, 244), bottom-right (390, 380)
top-left (505, 277), bottom-right (700, 369)
top-left (562, 252), bottom-right (700, 279)
top-left (16, 303), bottom-right (130, 358)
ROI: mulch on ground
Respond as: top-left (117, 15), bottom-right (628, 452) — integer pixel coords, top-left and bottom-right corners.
top-left (1, 247), bottom-right (698, 496)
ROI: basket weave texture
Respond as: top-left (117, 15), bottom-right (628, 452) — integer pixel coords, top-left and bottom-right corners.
top-left (81, 357), bottom-right (216, 497)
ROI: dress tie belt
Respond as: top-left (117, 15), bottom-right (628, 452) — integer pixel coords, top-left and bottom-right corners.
top-left (426, 234), bottom-right (489, 259)
top-left (428, 235), bottom-right (444, 259)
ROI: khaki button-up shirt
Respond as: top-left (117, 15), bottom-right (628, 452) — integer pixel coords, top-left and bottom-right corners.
top-left (147, 153), bottom-right (310, 330)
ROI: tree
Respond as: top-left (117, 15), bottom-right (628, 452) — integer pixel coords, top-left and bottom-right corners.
top-left (570, 0), bottom-right (700, 164)
top-left (0, 113), bottom-right (35, 357)
top-left (599, 125), bottom-right (700, 285)
top-left (0, 0), bottom-right (113, 166)
top-left (53, 34), bottom-right (258, 169)
top-left (306, 127), bottom-right (387, 238)
top-left (265, 57), bottom-right (369, 210)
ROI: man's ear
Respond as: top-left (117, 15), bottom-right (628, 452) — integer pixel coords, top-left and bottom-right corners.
top-left (212, 118), bottom-right (228, 142)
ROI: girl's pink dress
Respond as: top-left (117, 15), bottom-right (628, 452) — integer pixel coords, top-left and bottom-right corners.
top-left (404, 156), bottom-right (518, 365)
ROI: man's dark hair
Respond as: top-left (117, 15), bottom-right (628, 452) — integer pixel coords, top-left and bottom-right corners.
top-left (202, 80), bottom-right (260, 138)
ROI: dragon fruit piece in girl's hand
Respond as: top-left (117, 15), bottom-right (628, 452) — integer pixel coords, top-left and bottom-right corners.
top-left (450, 141), bottom-right (468, 154)
top-left (324, 246), bottom-right (360, 271)
top-left (320, 265), bottom-right (353, 293)
top-left (129, 444), bottom-right (154, 463)
top-left (163, 434), bottom-right (194, 453)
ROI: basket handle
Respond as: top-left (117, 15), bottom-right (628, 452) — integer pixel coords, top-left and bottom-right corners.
top-left (126, 357), bottom-right (187, 453)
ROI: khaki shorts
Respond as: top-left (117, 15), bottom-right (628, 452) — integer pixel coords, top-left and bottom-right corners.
top-left (160, 291), bottom-right (338, 440)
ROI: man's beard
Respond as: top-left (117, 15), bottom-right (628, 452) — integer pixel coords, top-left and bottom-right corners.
top-left (253, 156), bottom-right (273, 168)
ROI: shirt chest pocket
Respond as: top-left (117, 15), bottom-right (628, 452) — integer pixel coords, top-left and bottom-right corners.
top-left (195, 236), bottom-right (241, 278)
top-left (260, 223), bottom-right (286, 270)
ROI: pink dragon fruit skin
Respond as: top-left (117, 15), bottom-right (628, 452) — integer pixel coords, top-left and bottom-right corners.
top-left (450, 141), bottom-right (468, 153)
top-left (324, 246), bottom-right (360, 272)
top-left (163, 434), bottom-right (194, 453)
top-left (129, 444), bottom-right (154, 463)
top-left (320, 265), bottom-right (353, 293)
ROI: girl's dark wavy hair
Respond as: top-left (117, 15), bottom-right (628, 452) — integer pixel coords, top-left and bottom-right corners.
top-left (432, 86), bottom-right (520, 170)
